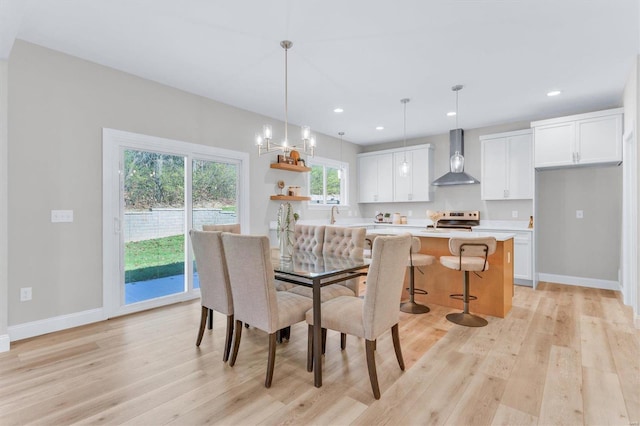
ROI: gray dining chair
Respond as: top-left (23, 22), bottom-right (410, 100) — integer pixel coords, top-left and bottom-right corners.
top-left (189, 229), bottom-right (234, 362)
top-left (221, 233), bottom-right (313, 388)
top-left (305, 233), bottom-right (412, 399)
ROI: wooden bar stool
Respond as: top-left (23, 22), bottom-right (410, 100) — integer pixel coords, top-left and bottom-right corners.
top-left (400, 237), bottom-right (435, 314)
top-left (440, 236), bottom-right (496, 327)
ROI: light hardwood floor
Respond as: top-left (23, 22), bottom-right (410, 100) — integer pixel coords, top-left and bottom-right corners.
top-left (0, 283), bottom-right (638, 425)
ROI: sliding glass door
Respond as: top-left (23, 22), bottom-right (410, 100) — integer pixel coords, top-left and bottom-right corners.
top-left (103, 129), bottom-right (248, 317)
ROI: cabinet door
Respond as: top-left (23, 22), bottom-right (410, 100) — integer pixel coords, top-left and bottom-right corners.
top-left (409, 147), bottom-right (432, 202)
top-left (534, 122), bottom-right (575, 168)
top-left (358, 156), bottom-right (378, 203)
top-left (481, 138), bottom-right (508, 200)
top-left (507, 134), bottom-right (534, 199)
top-left (576, 114), bottom-right (622, 165)
top-left (393, 151), bottom-right (412, 201)
top-left (376, 153), bottom-right (394, 202)
top-left (513, 232), bottom-right (532, 280)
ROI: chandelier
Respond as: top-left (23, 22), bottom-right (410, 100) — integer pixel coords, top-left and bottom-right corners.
top-left (255, 40), bottom-right (316, 157)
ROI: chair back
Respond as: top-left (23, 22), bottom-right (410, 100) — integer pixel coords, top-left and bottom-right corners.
top-left (448, 236), bottom-right (497, 272)
top-left (189, 230), bottom-right (233, 315)
top-left (363, 233), bottom-right (412, 340)
top-left (322, 226), bottom-right (366, 258)
top-left (202, 223), bottom-right (241, 233)
top-left (221, 233), bottom-right (280, 333)
top-left (294, 224), bottom-right (325, 254)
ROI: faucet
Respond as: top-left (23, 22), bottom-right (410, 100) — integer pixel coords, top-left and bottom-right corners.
top-left (330, 206), bottom-right (340, 224)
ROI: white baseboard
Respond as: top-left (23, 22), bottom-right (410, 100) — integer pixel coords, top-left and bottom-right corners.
top-left (537, 273), bottom-right (620, 291)
top-left (8, 308), bottom-right (107, 342)
top-left (0, 333), bottom-right (9, 352)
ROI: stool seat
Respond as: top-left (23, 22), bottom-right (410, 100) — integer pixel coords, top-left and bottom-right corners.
top-left (400, 237), bottom-right (433, 314)
top-left (440, 256), bottom-right (489, 272)
top-left (406, 253), bottom-right (435, 267)
top-left (440, 236), bottom-right (496, 327)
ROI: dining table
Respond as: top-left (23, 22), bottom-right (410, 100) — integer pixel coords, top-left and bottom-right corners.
top-left (271, 249), bottom-right (369, 387)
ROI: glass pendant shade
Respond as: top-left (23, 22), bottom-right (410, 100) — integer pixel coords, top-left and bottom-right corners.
top-left (399, 159), bottom-right (409, 177)
top-left (450, 151), bottom-right (465, 173)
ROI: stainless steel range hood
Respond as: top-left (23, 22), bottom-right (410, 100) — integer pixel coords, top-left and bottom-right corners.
top-left (432, 129), bottom-right (480, 186)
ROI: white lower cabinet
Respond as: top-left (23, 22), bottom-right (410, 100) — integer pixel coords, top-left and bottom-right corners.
top-left (513, 231), bottom-right (532, 281)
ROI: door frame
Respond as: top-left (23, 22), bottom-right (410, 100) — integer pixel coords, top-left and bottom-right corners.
top-left (102, 128), bottom-right (249, 318)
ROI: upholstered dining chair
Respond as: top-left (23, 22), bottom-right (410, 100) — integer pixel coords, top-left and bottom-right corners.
top-left (221, 233), bottom-right (313, 388)
top-left (275, 224), bottom-right (325, 292)
top-left (305, 233), bottom-right (412, 399)
top-left (202, 223), bottom-right (241, 233)
top-left (198, 223), bottom-right (240, 330)
top-left (189, 230), bottom-right (234, 362)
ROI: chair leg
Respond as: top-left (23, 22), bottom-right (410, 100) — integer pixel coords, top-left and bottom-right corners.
top-left (265, 332), bottom-right (277, 388)
top-left (391, 324), bottom-right (405, 371)
top-left (229, 320), bottom-right (243, 366)
top-left (400, 266), bottom-right (430, 314)
top-left (340, 333), bottom-right (346, 350)
top-left (196, 306), bottom-right (208, 346)
top-left (446, 271), bottom-right (488, 327)
top-left (222, 314), bottom-right (234, 362)
top-left (307, 324), bottom-right (314, 372)
top-left (365, 339), bottom-right (381, 399)
top-left (208, 308), bottom-right (214, 330)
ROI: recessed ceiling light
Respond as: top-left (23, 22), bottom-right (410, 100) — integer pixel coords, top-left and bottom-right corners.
top-left (447, 111), bottom-right (456, 117)
top-left (333, 108), bottom-right (344, 113)
top-left (547, 90), bottom-right (562, 97)
top-left (375, 126), bottom-right (384, 131)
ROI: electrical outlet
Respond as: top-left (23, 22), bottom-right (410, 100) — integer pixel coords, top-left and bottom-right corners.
top-left (576, 210), bottom-right (584, 219)
top-left (20, 287), bottom-right (32, 301)
top-left (51, 210), bottom-right (74, 223)
top-left (511, 210), bottom-right (518, 218)
top-left (408, 210), bottom-right (413, 217)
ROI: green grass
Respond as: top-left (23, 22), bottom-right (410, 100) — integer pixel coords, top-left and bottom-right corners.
top-left (125, 235), bottom-right (184, 283)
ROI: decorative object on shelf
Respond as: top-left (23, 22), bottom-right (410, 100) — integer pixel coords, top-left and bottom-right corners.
top-left (277, 202), bottom-right (295, 261)
top-left (298, 158), bottom-right (306, 167)
top-left (277, 180), bottom-right (285, 195)
top-left (277, 154), bottom-right (287, 163)
top-left (399, 98), bottom-right (410, 177)
top-left (287, 186), bottom-right (301, 196)
top-left (255, 41), bottom-right (316, 157)
top-left (289, 149), bottom-right (300, 165)
top-left (528, 215), bottom-right (534, 229)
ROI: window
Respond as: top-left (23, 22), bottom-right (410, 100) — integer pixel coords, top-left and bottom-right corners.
top-left (308, 156), bottom-right (348, 206)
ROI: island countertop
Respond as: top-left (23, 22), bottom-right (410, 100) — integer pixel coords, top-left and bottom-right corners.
top-left (366, 228), bottom-right (516, 241)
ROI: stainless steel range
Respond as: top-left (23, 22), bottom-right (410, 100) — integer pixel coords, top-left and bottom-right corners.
top-left (428, 210), bottom-right (480, 231)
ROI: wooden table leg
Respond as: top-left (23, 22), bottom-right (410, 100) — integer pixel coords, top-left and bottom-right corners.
top-left (313, 278), bottom-right (322, 387)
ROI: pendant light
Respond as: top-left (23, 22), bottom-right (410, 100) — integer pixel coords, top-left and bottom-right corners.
top-left (399, 98), bottom-right (410, 177)
top-left (337, 132), bottom-right (345, 180)
top-left (450, 85), bottom-right (464, 172)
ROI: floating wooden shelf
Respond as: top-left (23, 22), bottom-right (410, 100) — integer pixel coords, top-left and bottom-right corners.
top-left (270, 195), bottom-right (311, 201)
top-left (270, 163), bottom-right (311, 172)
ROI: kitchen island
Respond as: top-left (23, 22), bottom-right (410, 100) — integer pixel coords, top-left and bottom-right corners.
top-left (367, 228), bottom-right (515, 318)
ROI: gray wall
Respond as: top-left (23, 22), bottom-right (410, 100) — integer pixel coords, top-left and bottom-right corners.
top-left (7, 41), bottom-right (360, 326)
top-left (0, 60), bottom-right (8, 341)
top-left (359, 122), bottom-right (534, 221)
top-left (537, 166), bottom-right (622, 280)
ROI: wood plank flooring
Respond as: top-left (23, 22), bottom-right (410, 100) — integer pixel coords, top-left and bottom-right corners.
top-left (0, 282), bottom-right (637, 425)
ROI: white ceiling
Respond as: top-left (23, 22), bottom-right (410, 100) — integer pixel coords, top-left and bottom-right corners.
top-left (1, 0), bottom-right (638, 145)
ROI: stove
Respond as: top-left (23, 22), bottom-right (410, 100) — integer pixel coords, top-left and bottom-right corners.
top-left (428, 210), bottom-right (480, 230)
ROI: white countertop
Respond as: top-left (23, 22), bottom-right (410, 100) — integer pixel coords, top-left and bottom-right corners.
top-left (366, 228), bottom-right (515, 241)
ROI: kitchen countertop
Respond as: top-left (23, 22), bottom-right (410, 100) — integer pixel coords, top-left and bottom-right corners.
top-left (366, 227), bottom-right (515, 241)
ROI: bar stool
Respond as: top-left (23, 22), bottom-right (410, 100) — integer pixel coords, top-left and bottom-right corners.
top-left (400, 237), bottom-right (435, 314)
top-left (440, 236), bottom-right (496, 327)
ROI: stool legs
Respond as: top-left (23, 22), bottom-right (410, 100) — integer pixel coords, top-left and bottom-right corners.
top-left (400, 265), bottom-right (430, 314)
top-left (446, 271), bottom-right (488, 327)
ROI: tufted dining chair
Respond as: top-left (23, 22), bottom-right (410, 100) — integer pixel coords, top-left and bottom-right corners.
top-left (275, 224), bottom-right (325, 292)
top-left (189, 229), bottom-right (234, 362)
top-left (221, 233), bottom-right (313, 388)
top-left (305, 233), bottom-right (412, 399)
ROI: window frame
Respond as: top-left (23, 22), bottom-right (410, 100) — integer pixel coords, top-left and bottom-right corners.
top-left (306, 156), bottom-right (349, 208)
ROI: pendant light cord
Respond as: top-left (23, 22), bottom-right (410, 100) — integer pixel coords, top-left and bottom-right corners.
top-left (284, 44), bottom-right (288, 144)
top-left (402, 98), bottom-right (409, 161)
top-left (455, 88), bottom-right (459, 129)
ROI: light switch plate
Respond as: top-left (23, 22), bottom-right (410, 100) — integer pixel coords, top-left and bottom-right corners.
top-left (576, 210), bottom-right (584, 219)
top-left (511, 210), bottom-right (518, 218)
top-left (51, 210), bottom-right (74, 223)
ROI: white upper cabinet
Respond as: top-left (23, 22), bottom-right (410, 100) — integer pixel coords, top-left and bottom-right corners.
top-left (532, 108), bottom-right (623, 169)
top-left (393, 146), bottom-right (434, 202)
top-left (357, 152), bottom-right (393, 203)
top-left (358, 144), bottom-right (433, 203)
top-left (480, 129), bottom-right (533, 200)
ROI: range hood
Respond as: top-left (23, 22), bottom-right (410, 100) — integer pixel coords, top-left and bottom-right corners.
top-left (432, 129), bottom-right (480, 186)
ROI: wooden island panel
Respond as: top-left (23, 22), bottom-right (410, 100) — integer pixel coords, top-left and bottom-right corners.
top-left (405, 236), bottom-right (514, 318)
